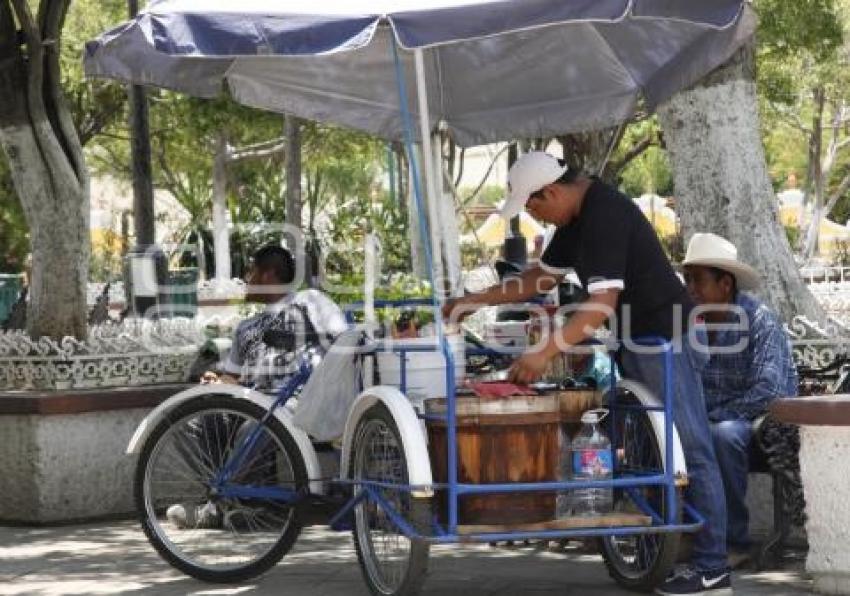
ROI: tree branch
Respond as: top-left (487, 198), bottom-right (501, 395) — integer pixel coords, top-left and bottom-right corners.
top-left (767, 102), bottom-right (812, 135)
top-left (89, 143), bottom-right (131, 178)
top-left (834, 136), bottom-right (850, 153)
top-left (824, 171), bottom-right (850, 216)
top-left (227, 136), bottom-right (287, 162)
top-left (608, 134), bottom-right (655, 177)
top-left (79, 98), bottom-right (124, 146)
top-left (461, 144), bottom-right (509, 207)
top-left (154, 140), bottom-right (193, 210)
top-left (39, 0), bottom-right (84, 188)
top-left (10, 0), bottom-right (78, 199)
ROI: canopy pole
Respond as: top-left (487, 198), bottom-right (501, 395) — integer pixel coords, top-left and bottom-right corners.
top-left (414, 49), bottom-right (444, 300)
top-left (434, 136), bottom-right (462, 297)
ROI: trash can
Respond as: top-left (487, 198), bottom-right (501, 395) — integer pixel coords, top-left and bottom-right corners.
top-left (0, 274), bottom-right (23, 323)
top-left (162, 267), bottom-right (198, 318)
top-left (124, 248), bottom-right (167, 318)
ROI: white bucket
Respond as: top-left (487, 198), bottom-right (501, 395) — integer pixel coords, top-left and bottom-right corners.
top-left (376, 334), bottom-right (466, 406)
top-left (484, 321), bottom-right (530, 351)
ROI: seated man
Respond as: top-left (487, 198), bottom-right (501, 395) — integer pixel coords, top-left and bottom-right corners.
top-left (206, 243), bottom-right (347, 390)
top-left (169, 244), bottom-right (347, 529)
top-left (682, 233), bottom-right (798, 566)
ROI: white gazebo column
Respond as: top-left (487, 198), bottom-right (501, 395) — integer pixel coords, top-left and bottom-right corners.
top-left (772, 396), bottom-right (850, 594)
top-left (212, 139), bottom-right (232, 284)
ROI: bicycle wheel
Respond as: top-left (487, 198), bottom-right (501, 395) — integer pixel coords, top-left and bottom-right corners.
top-left (350, 403), bottom-right (430, 596)
top-left (600, 387), bottom-right (681, 592)
top-left (135, 394), bottom-right (307, 583)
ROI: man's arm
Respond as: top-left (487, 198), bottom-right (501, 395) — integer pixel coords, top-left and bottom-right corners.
top-left (210, 321), bottom-right (248, 384)
top-left (708, 309), bottom-right (798, 421)
top-left (508, 288), bottom-right (620, 384)
top-left (442, 265), bottom-right (562, 323)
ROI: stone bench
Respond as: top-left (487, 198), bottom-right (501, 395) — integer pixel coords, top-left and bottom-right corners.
top-left (0, 384), bottom-right (190, 524)
top-left (772, 395), bottom-right (850, 595)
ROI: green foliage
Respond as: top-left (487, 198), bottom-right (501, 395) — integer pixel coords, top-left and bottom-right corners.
top-left (596, 117), bottom-right (671, 198)
top-left (757, 0), bottom-right (850, 232)
top-left (756, 0), bottom-right (844, 107)
top-left (303, 125), bottom-right (410, 273)
top-left (784, 225), bottom-right (802, 251)
top-left (832, 239), bottom-right (850, 265)
top-left (62, 1), bottom-right (128, 146)
top-left (324, 271), bottom-right (433, 327)
top-left (757, 0), bottom-right (843, 66)
top-left (0, 159), bottom-right (28, 272)
top-left (324, 270), bottom-right (429, 303)
top-left (459, 184), bottom-right (504, 207)
top-left (618, 146), bottom-right (673, 198)
top-left (88, 237), bottom-right (123, 283)
top-left (0, 0), bottom-right (128, 273)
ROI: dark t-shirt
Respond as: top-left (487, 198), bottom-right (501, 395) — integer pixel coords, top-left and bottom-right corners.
top-left (541, 179), bottom-right (692, 340)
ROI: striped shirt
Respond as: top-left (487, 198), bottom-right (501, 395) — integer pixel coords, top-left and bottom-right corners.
top-left (701, 292), bottom-right (798, 422)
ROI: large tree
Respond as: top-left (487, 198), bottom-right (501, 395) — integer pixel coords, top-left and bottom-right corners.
top-left (658, 39), bottom-right (825, 324)
top-left (0, 0), bottom-right (89, 339)
top-left (0, 0), bottom-right (125, 338)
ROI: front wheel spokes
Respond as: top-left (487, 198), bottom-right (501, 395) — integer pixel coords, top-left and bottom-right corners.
top-left (144, 406), bottom-right (299, 572)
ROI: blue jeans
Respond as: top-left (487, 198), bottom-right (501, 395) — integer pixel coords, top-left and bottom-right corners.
top-left (710, 420), bottom-right (752, 549)
top-left (619, 339), bottom-right (728, 572)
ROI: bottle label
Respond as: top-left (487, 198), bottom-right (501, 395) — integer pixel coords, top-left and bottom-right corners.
top-left (572, 448), bottom-right (612, 478)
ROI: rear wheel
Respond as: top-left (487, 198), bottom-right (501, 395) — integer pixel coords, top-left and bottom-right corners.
top-left (135, 394), bottom-right (307, 583)
top-left (351, 403), bottom-right (431, 596)
top-left (600, 387), bottom-right (681, 592)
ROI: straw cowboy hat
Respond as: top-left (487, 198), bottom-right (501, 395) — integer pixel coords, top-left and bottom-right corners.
top-left (682, 232), bottom-right (761, 290)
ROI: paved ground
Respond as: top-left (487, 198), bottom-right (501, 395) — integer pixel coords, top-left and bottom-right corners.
top-left (0, 521), bottom-right (812, 595)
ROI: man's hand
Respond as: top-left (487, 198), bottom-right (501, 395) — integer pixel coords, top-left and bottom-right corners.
top-left (200, 371), bottom-right (239, 385)
top-left (508, 350), bottom-right (552, 385)
top-left (441, 296), bottom-right (480, 324)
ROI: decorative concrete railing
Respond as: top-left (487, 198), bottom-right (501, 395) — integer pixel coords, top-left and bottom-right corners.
top-left (787, 315), bottom-right (850, 370)
top-left (800, 265), bottom-right (850, 285)
top-left (0, 318), bottom-right (207, 390)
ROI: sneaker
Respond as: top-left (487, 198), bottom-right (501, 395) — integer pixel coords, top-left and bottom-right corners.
top-left (655, 566), bottom-right (732, 595)
top-left (166, 502), bottom-right (222, 529)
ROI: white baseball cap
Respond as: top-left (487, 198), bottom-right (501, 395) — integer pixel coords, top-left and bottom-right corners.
top-left (682, 232), bottom-right (760, 290)
top-left (500, 151), bottom-right (568, 220)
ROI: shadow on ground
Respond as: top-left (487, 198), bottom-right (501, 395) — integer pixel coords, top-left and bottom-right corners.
top-left (0, 521), bottom-right (812, 596)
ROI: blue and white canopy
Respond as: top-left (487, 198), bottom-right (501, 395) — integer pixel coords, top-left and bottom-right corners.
top-left (85, 0), bottom-right (755, 146)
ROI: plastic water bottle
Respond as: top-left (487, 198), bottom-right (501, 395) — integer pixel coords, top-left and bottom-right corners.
top-left (570, 408), bottom-right (613, 516)
top-left (555, 425), bottom-right (572, 519)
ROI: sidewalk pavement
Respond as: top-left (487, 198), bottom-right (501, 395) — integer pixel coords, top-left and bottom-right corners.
top-left (1, 520), bottom-right (812, 595)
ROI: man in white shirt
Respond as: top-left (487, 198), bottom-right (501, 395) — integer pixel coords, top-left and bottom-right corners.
top-left (206, 244), bottom-right (347, 389)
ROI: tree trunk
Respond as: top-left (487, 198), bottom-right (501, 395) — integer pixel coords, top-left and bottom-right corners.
top-left (557, 125), bottom-right (626, 185)
top-left (212, 133), bottom-right (231, 281)
top-left (801, 86), bottom-right (825, 262)
top-left (284, 115), bottom-right (302, 230)
top-left (658, 40), bottom-right (824, 324)
top-left (0, 0), bottom-right (89, 340)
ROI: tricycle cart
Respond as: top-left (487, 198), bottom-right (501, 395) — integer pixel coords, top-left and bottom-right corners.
top-left (85, 2), bottom-right (755, 593)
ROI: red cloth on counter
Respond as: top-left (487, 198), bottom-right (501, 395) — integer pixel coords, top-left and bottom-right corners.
top-left (466, 381), bottom-right (536, 398)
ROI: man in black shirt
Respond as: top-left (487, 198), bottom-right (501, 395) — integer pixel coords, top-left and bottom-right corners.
top-left (443, 152), bottom-right (730, 595)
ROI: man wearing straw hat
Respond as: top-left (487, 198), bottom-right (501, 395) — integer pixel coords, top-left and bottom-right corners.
top-left (683, 233), bottom-right (798, 569)
top-left (443, 151), bottom-right (731, 595)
